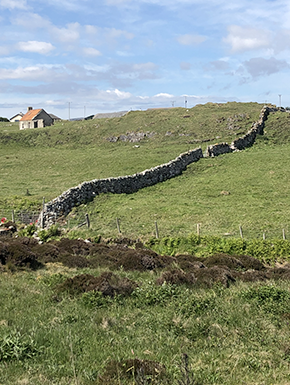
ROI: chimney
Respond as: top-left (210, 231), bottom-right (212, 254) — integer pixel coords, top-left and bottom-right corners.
top-left (27, 106), bottom-right (33, 112)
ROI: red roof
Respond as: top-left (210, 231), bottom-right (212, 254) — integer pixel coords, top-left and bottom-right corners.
top-left (20, 109), bottom-right (42, 121)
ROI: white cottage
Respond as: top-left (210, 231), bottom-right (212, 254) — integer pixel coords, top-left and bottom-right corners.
top-left (10, 112), bottom-right (24, 122)
top-left (19, 107), bottom-right (54, 130)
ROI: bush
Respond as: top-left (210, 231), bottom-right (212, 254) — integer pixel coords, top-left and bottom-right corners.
top-left (18, 223), bottom-right (36, 237)
top-left (37, 225), bottom-right (61, 242)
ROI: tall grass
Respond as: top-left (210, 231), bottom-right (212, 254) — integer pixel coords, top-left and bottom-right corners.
top-left (1, 266), bottom-right (290, 384)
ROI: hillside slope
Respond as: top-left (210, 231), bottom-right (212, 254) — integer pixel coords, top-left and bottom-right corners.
top-left (2, 102), bottom-right (290, 239)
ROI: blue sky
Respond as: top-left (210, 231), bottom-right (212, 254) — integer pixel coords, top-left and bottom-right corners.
top-left (0, 0), bottom-right (290, 119)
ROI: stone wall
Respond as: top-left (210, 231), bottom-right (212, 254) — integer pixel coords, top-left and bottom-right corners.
top-left (39, 106), bottom-right (278, 228)
top-left (40, 147), bottom-right (203, 227)
top-left (206, 106), bottom-right (275, 157)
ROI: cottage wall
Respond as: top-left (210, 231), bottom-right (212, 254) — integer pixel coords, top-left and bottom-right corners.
top-left (37, 110), bottom-right (53, 127)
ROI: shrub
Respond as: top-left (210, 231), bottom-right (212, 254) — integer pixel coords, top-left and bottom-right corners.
top-left (37, 225), bottom-right (61, 242)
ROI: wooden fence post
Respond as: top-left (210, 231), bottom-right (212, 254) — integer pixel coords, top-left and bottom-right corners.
top-left (40, 197), bottom-right (45, 229)
top-left (239, 226), bottom-right (243, 239)
top-left (85, 213), bottom-right (90, 228)
top-left (116, 218), bottom-right (121, 234)
top-left (155, 221), bottom-right (159, 239)
top-left (283, 229), bottom-right (286, 240)
top-left (197, 223), bottom-right (200, 236)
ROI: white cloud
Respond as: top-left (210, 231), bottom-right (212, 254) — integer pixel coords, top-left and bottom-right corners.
top-left (154, 93), bottom-right (174, 98)
top-left (116, 51), bottom-right (133, 57)
top-left (51, 22), bottom-right (80, 43)
top-left (224, 25), bottom-right (271, 53)
top-left (106, 28), bottom-right (134, 40)
top-left (83, 47), bottom-right (102, 56)
top-left (85, 25), bottom-right (98, 35)
top-left (17, 41), bottom-right (55, 55)
top-left (0, 0), bottom-right (26, 9)
top-left (105, 89), bottom-right (132, 99)
top-left (13, 12), bottom-right (51, 29)
top-left (177, 34), bottom-right (207, 46)
top-left (0, 65), bottom-right (64, 80)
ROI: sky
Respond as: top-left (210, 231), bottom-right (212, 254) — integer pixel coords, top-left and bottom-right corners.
top-left (0, 0), bottom-right (290, 119)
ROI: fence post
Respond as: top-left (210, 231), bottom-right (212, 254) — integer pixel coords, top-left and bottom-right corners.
top-left (239, 226), bottom-right (243, 239)
top-left (155, 221), bottom-right (159, 239)
top-left (85, 213), bottom-right (90, 228)
top-left (116, 218), bottom-right (121, 234)
top-left (263, 232), bottom-right (266, 240)
top-left (283, 229), bottom-right (286, 240)
top-left (40, 197), bottom-right (45, 229)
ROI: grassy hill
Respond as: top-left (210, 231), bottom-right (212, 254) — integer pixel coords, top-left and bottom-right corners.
top-left (2, 101), bottom-right (290, 240)
top-left (3, 103), bottom-right (290, 385)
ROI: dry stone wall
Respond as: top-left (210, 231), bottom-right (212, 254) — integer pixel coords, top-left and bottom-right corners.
top-left (206, 106), bottom-right (275, 157)
top-left (39, 106), bottom-right (278, 228)
top-left (40, 147), bottom-right (203, 227)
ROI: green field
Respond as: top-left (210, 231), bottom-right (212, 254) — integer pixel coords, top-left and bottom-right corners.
top-left (2, 260), bottom-right (290, 385)
top-left (3, 102), bottom-right (290, 385)
top-left (1, 102), bottom-right (289, 240)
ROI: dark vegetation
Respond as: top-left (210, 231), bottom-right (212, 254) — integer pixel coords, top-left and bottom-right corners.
top-left (1, 236), bottom-right (290, 288)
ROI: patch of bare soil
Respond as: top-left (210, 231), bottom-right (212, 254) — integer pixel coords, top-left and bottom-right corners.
top-left (98, 358), bottom-right (166, 385)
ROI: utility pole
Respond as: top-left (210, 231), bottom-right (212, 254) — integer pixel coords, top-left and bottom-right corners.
top-left (279, 94), bottom-right (282, 108)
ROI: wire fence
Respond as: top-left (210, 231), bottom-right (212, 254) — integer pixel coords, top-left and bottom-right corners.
top-left (1, 209), bottom-right (290, 241)
top-left (0, 210), bottom-right (41, 225)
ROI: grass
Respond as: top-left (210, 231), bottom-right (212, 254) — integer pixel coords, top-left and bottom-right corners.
top-left (3, 103), bottom-right (290, 385)
top-left (1, 266), bottom-right (290, 384)
top-left (64, 140), bottom-right (290, 240)
top-left (2, 102), bottom-right (290, 239)
top-left (0, 102), bottom-right (277, 231)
